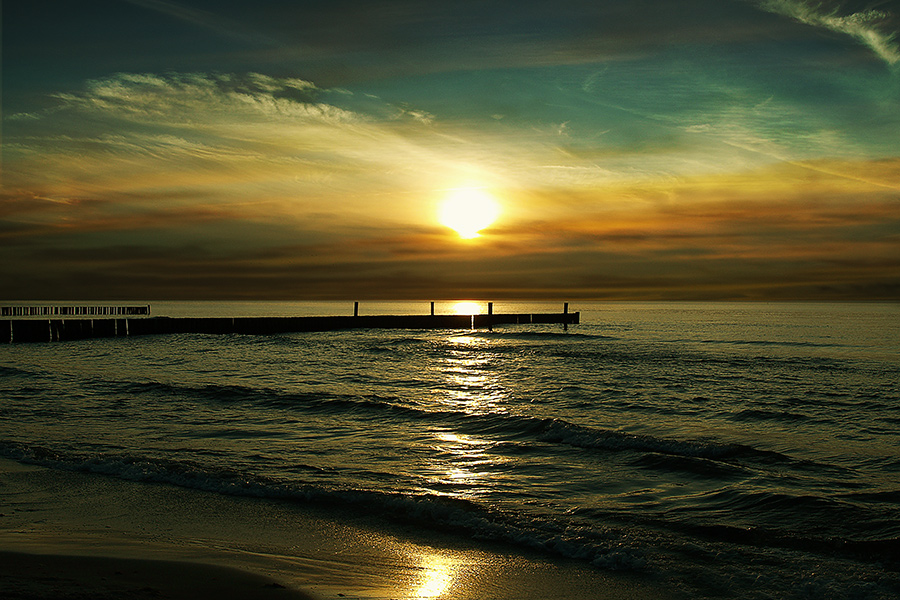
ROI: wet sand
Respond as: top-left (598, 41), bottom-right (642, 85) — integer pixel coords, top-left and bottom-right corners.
top-left (0, 550), bottom-right (315, 600)
top-left (0, 458), bottom-right (674, 599)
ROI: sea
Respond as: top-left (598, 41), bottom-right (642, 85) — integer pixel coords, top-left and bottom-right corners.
top-left (1, 301), bottom-right (899, 599)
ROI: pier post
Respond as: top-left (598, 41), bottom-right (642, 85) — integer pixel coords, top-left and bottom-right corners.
top-left (354, 302), bottom-right (359, 317)
top-left (430, 302), bottom-right (435, 316)
top-left (564, 302), bottom-right (569, 331)
top-left (488, 302), bottom-right (493, 332)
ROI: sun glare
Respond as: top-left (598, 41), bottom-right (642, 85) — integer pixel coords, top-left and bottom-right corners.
top-left (452, 301), bottom-right (481, 315)
top-left (438, 187), bottom-right (500, 239)
top-left (415, 555), bottom-right (455, 598)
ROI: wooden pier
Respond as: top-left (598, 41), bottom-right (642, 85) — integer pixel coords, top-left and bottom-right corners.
top-left (1, 304), bottom-right (579, 344)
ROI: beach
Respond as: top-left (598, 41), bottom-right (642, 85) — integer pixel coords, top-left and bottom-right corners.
top-left (2, 301), bottom-right (898, 599)
top-left (0, 551), bottom-right (314, 600)
top-left (0, 457), bottom-right (669, 600)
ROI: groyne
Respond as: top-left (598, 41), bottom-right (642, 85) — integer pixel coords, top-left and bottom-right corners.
top-left (1, 306), bottom-right (579, 344)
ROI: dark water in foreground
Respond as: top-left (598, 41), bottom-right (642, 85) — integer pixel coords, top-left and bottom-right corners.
top-left (2, 302), bottom-right (899, 598)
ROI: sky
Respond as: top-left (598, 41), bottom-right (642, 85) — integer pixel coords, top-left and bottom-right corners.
top-left (2, 0), bottom-right (899, 301)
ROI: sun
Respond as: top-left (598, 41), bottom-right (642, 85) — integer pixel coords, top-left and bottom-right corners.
top-left (452, 301), bottom-right (481, 315)
top-left (438, 186), bottom-right (500, 239)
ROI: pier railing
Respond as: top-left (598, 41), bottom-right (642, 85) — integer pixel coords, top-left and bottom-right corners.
top-left (1, 305), bottom-right (151, 317)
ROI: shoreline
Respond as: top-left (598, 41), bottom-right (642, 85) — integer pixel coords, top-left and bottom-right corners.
top-left (0, 550), bottom-right (315, 600)
top-left (0, 458), bottom-right (675, 600)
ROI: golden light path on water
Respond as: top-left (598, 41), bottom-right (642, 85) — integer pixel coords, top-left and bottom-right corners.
top-left (422, 332), bottom-right (509, 505)
top-left (414, 554), bottom-right (456, 598)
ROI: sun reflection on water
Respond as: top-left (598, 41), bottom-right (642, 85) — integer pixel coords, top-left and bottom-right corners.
top-left (421, 333), bottom-right (510, 501)
top-left (414, 554), bottom-right (455, 598)
top-left (436, 334), bottom-right (507, 414)
top-left (426, 430), bottom-right (496, 495)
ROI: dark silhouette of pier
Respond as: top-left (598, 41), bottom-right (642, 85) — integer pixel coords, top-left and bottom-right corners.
top-left (1, 305), bottom-right (150, 317)
top-left (1, 303), bottom-right (579, 343)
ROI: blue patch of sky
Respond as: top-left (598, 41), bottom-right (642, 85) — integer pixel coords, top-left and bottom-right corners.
top-left (353, 36), bottom-right (899, 162)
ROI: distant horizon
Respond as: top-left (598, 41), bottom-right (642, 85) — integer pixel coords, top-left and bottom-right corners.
top-left (2, 297), bottom-right (898, 305)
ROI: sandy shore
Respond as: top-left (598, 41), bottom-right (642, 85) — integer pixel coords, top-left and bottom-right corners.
top-left (0, 550), bottom-right (315, 600)
top-left (0, 457), bottom-right (674, 599)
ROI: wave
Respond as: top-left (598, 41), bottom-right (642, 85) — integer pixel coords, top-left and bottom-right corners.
top-left (675, 521), bottom-right (900, 561)
top-left (0, 364), bottom-right (59, 380)
top-left (529, 418), bottom-right (792, 463)
top-left (96, 378), bottom-right (812, 470)
top-left (699, 338), bottom-right (847, 349)
top-left (462, 331), bottom-right (615, 341)
top-left (0, 440), bottom-right (648, 571)
top-left (628, 453), bottom-right (750, 479)
top-left (4, 437), bottom-right (896, 576)
top-left (729, 408), bottom-right (813, 423)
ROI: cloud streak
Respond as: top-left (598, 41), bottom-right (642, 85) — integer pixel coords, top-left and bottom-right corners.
top-left (759, 0), bottom-right (900, 64)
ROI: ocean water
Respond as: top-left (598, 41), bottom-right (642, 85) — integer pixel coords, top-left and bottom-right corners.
top-left (1, 301), bottom-right (899, 599)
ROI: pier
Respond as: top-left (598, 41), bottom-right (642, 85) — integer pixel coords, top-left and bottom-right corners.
top-left (1, 304), bottom-right (579, 344)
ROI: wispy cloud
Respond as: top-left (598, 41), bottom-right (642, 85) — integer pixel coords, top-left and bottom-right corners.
top-left (759, 0), bottom-right (900, 65)
top-left (1, 72), bottom-right (554, 238)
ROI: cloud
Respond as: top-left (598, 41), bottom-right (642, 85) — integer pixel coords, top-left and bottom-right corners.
top-left (3, 73), bottom-right (405, 192)
top-left (48, 72), bottom-right (353, 124)
top-left (3, 71), bottom-right (570, 251)
top-left (4, 62), bottom-right (898, 301)
top-left (758, 0), bottom-right (900, 65)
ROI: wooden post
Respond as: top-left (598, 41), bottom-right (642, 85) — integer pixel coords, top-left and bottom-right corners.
top-left (487, 302), bottom-right (493, 332)
top-left (354, 302), bottom-right (359, 317)
top-left (564, 302), bottom-right (569, 331)
top-left (430, 302), bottom-right (435, 316)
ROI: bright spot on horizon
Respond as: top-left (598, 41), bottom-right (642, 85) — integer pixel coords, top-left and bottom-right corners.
top-left (438, 186), bottom-right (500, 239)
top-left (452, 301), bottom-right (482, 315)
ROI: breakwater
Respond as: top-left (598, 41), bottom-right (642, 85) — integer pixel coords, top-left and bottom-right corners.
top-left (1, 311), bottom-right (579, 344)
